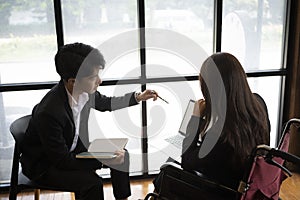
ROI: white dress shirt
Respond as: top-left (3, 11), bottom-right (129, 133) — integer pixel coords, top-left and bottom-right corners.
top-left (66, 88), bottom-right (89, 152)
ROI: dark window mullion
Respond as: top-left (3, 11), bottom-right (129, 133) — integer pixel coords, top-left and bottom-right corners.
top-left (0, 82), bottom-right (57, 92)
top-left (214, 0), bottom-right (223, 53)
top-left (53, 0), bottom-right (64, 47)
top-left (280, 0), bottom-right (294, 144)
top-left (0, 69), bottom-right (288, 92)
top-left (137, 0), bottom-right (148, 176)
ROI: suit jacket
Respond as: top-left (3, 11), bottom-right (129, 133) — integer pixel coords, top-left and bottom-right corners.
top-left (20, 80), bottom-right (138, 180)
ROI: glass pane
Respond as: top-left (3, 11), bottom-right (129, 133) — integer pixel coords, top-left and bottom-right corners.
top-left (93, 84), bottom-right (143, 175)
top-left (62, 0), bottom-right (140, 79)
top-left (146, 81), bottom-right (202, 173)
top-left (147, 77), bottom-right (282, 172)
top-left (222, 0), bottom-right (286, 71)
top-left (145, 48), bottom-right (204, 78)
top-left (145, 0), bottom-right (214, 77)
top-left (101, 49), bottom-right (140, 80)
top-left (0, 1), bottom-right (59, 84)
top-left (247, 76), bottom-right (282, 147)
top-left (0, 90), bottom-right (49, 184)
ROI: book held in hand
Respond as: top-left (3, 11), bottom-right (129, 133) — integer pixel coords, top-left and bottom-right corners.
top-left (76, 138), bottom-right (128, 159)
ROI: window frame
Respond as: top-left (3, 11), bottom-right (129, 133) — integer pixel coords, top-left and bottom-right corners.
top-left (0, 0), bottom-right (294, 185)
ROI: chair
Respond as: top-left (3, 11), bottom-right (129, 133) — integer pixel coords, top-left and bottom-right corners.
top-left (9, 115), bottom-right (75, 200)
top-left (144, 118), bottom-right (300, 200)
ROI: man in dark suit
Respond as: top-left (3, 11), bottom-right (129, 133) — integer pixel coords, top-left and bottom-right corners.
top-left (20, 43), bottom-right (158, 200)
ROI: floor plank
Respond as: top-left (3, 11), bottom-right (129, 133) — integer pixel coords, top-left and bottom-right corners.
top-left (103, 179), bottom-right (154, 200)
top-left (280, 172), bottom-right (300, 200)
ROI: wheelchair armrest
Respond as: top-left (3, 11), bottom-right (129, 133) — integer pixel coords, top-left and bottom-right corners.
top-left (160, 162), bottom-right (237, 194)
top-left (158, 162), bottom-right (237, 199)
top-left (160, 162), bottom-right (207, 177)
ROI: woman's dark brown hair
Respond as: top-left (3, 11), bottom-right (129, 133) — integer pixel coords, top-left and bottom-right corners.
top-left (199, 52), bottom-right (270, 166)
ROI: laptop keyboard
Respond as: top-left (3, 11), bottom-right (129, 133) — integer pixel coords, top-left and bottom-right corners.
top-left (165, 135), bottom-right (183, 149)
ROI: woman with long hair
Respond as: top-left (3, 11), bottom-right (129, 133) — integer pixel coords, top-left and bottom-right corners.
top-left (181, 52), bottom-right (270, 189)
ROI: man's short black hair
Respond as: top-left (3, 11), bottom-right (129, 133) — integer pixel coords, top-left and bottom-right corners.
top-left (55, 42), bottom-right (105, 81)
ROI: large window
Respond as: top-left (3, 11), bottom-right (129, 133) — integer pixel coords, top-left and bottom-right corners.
top-left (0, 0), bottom-right (291, 185)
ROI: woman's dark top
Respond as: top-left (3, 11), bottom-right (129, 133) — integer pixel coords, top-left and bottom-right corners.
top-left (181, 93), bottom-right (270, 189)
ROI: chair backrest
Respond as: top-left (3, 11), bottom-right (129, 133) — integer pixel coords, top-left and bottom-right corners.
top-left (9, 114), bottom-right (77, 200)
top-left (9, 115), bottom-right (32, 196)
top-left (10, 115), bottom-right (31, 148)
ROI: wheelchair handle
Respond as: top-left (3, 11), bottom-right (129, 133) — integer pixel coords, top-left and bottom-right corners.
top-left (268, 148), bottom-right (300, 166)
top-left (256, 144), bottom-right (300, 167)
top-left (278, 118), bottom-right (300, 148)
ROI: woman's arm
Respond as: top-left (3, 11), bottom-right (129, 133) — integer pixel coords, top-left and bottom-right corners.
top-left (181, 99), bottom-right (207, 169)
top-left (181, 115), bottom-right (205, 170)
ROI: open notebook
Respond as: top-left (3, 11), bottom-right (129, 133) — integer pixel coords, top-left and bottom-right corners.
top-left (76, 138), bottom-right (128, 159)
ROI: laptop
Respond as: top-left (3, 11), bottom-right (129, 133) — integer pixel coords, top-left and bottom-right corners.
top-left (164, 99), bottom-right (196, 149)
top-left (76, 138), bottom-right (128, 159)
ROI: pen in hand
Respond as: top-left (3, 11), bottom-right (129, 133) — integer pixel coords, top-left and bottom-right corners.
top-left (151, 90), bottom-right (169, 104)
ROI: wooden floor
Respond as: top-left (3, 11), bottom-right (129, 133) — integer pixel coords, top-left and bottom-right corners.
top-left (0, 173), bottom-right (299, 200)
top-left (280, 172), bottom-right (300, 200)
top-left (0, 179), bottom-right (154, 200)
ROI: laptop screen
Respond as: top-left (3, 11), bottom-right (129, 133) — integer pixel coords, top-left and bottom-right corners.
top-left (178, 99), bottom-right (196, 135)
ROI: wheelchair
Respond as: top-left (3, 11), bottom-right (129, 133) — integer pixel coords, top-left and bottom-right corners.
top-left (144, 118), bottom-right (300, 200)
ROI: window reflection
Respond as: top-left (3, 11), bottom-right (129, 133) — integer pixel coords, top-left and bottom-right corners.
top-left (247, 76), bottom-right (281, 147)
top-left (62, 0), bottom-right (139, 79)
top-left (0, 0), bottom-right (58, 84)
top-left (222, 0), bottom-right (286, 71)
top-left (145, 0), bottom-right (214, 77)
